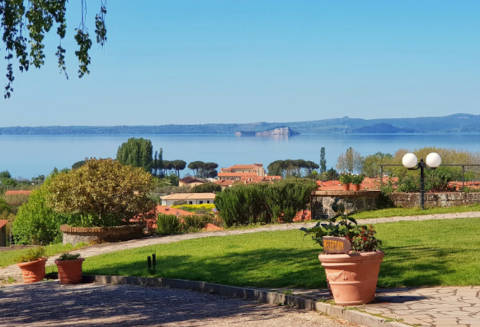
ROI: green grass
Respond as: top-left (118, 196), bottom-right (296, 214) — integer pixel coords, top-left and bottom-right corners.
top-left (0, 242), bottom-right (87, 268)
top-left (79, 218), bottom-right (480, 288)
top-left (352, 204), bottom-right (480, 219)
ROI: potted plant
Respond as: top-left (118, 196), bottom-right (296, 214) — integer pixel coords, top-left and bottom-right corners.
top-left (339, 173), bottom-right (352, 191)
top-left (351, 174), bottom-right (365, 191)
top-left (55, 253), bottom-right (85, 284)
top-left (301, 204), bottom-right (383, 305)
top-left (17, 247), bottom-right (47, 284)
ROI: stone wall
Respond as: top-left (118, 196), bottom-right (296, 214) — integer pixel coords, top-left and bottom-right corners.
top-left (311, 190), bottom-right (381, 219)
top-left (390, 192), bottom-right (480, 208)
top-left (61, 224), bottom-right (144, 245)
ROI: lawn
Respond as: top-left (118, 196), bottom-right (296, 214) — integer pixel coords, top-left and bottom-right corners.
top-left (77, 218), bottom-right (480, 289)
top-left (351, 204), bottom-right (480, 219)
top-left (0, 243), bottom-right (87, 268)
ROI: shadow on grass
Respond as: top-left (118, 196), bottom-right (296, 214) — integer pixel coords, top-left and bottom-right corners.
top-left (0, 281), bottom-right (305, 327)
top-left (84, 248), bottom-right (328, 289)
top-left (378, 245), bottom-right (456, 288)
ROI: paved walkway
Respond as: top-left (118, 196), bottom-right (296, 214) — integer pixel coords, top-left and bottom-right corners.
top-left (0, 282), bottom-right (359, 327)
top-left (2, 212), bottom-right (480, 327)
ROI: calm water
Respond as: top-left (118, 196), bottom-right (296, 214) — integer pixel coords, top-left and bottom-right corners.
top-left (2, 134), bottom-right (480, 179)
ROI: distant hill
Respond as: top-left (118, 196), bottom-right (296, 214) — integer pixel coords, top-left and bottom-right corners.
top-left (1, 113), bottom-right (480, 135)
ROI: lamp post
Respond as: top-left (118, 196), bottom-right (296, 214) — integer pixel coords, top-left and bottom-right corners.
top-left (401, 152), bottom-right (442, 210)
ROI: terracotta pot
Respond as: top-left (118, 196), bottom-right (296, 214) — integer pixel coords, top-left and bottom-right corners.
top-left (55, 258), bottom-right (85, 284)
top-left (17, 258), bottom-right (47, 284)
top-left (352, 184), bottom-right (360, 192)
top-left (342, 183), bottom-right (350, 191)
top-left (318, 251), bottom-right (384, 305)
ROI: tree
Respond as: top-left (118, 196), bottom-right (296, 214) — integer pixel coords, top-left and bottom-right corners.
top-left (336, 147), bottom-right (364, 174)
top-left (188, 161), bottom-right (218, 178)
top-left (362, 152), bottom-right (393, 177)
top-left (267, 159), bottom-right (319, 178)
top-left (191, 182), bottom-right (222, 193)
top-left (116, 138), bottom-right (153, 172)
top-left (46, 158), bottom-right (154, 227)
top-left (320, 147), bottom-right (327, 173)
top-left (13, 176), bottom-right (78, 244)
top-left (0, 0), bottom-right (107, 98)
top-left (171, 160), bottom-right (187, 177)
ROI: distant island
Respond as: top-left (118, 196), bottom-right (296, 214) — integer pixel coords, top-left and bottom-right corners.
top-left (234, 127), bottom-right (299, 137)
top-left (1, 113), bottom-right (480, 135)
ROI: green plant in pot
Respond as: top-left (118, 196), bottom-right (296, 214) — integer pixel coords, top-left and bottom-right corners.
top-left (55, 253), bottom-right (85, 284)
top-left (301, 202), bottom-right (383, 305)
top-left (339, 174), bottom-right (352, 191)
top-left (16, 247), bottom-right (47, 284)
top-left (350, 174), bottom-right (365, 191)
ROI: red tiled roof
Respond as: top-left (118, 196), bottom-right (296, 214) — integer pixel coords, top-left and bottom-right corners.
top-left (218, 172), bottom-right (258, 177)
top-left (0, 219), bottom-right (8, 229)
top-left (155, 205), bottom-right (193, 217)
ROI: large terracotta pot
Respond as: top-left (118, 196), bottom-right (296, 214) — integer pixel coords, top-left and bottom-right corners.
top-left (318, 251), bottom-right (384, 305)
top-left (55, 258), bottom-right (85, 284)
top-left (342, 183), bottom-right (350, 191)
top-left (352, 184), bottom-right (361, 192)
top-left (17, 258), bottom-right (47, 284)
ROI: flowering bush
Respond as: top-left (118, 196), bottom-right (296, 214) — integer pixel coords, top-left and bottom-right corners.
top-left (351, 225), bottom-right (380, 252)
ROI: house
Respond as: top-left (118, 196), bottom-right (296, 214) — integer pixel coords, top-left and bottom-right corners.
top-left (178, 176), bottom-right (206, 188)
top-left (217, 163), bottom-right (282, 186)
top-left (160, 193), bottom-right (216, 206)
top-left (0, 220), bottom-right (8, 247)
top-left (220, 163), bottom-right (266, 176)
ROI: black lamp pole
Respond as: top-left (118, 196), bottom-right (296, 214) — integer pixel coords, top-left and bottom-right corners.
top-left (418, 159), bottom-right (426, 210)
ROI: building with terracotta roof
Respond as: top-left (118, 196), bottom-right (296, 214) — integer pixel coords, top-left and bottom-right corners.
top-left (178, 176), bottom-right (207, 188)
top-left (160, 193), bottom-right (216, 206)
top-left (217, 164), bottom-right (281, 187)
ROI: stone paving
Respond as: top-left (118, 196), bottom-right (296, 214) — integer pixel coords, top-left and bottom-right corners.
top-left (0, 281), bottom-right (359, 327)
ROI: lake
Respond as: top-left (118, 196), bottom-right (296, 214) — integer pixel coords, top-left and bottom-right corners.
top-left (2, 134), bottom-right (480, 179)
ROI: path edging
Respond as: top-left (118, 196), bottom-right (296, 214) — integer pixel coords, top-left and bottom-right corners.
top-left (93, 275), bottom-right (411, 327)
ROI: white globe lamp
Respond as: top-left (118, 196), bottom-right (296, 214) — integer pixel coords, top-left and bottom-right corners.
top-left (426, 152), bottom-right (442, 168)
top-left (402, 153), bottom-right (418, 169)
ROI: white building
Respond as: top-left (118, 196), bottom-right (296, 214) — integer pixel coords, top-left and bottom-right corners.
top-left (160, 193), bottom-right (216, 206)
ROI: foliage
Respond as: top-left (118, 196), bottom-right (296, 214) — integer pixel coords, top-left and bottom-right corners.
top-left (191, 183), bottom-right (222, 193)
top-left (362, 152), bottom-right (393, 177)
top-left (0, 0), bottom-right (107, 98)
top-left (188, 161), bottom-right (218, 178)
top-left (319, 168), bottom-right (339, 181)
top-left (338, 173), bottom-right (352, 185)
top-left (336, 147), bottom-right (364, 174)
top-left (157, 214), bottom-right (182, 235)
top-left (215, 180), bottom-right (316, 227)
top-left (13, 177), bottom-right (79, 245)
top-left (57, 253), bottom-right (81, 261)
top-left (267, 159), bottom-right (319, 177)
top-left (320, 147), bottom-right (327, 173)
top-left (301, 202), bottom-right (381, 252)
top-left (172, 203), bottom-right (216, 215)
top-left (47, 158), bottom-right (154, 227)
top-left (182, 215), bottom-right (213, 233)
top-left (350, 174), bottom-right (365, 185)
top-left (116, 138), bottom-right (153, 172)
top-left (72, 160), bottom-right (86, 169)
top-left (17, 246), bottom-right (45, 263)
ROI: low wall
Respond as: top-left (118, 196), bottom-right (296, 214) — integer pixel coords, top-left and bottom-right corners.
top-left (390, 192), bottom-right (480, 208)
top-left (60, 224), bottom-right (144, 245)
top-left (312, 190), bottom-right (381, 219)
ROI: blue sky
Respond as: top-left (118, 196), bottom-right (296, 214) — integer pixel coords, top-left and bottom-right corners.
top-left (2, 1), bottom-right (480, 126)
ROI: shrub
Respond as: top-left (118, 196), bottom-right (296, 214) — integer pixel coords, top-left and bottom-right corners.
top-left (47, 158), bottom-right (154, 227)
top-left (17, 247), bottom-right (46, 262)
top-left (58, 253), bottom-right (81, 261)
top-left (157, 214), bottom-right (182, 235)
top-left (215, 180), bottom-right (316, 227)
top-left (351, 174), bottom-right (365, 185)
top-left (182, 215), bottom-right (212, 232)
top-left (339, 173), bottom-right (352, 185)
top-left (172, 203), bottom-right (216, 214)
top-left (191, 183), bottom-right (222, 193)
top-left (13, 178), bottom-right (79, 245)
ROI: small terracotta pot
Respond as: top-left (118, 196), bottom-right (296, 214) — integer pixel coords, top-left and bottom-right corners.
top-left (352, 184), bottom-right (360, 191)
top-left (319, 251), bottom-right (384, 305)
top-left (342, 183), bottom-right (350, 191)
top-left (55, 258), bottom-right (85, 284)
top-left (17, 258), bottom-right (47, 284)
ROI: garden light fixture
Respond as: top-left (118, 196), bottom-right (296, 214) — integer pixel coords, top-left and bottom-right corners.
top-left (401, 152), bottom-right (442, 210)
